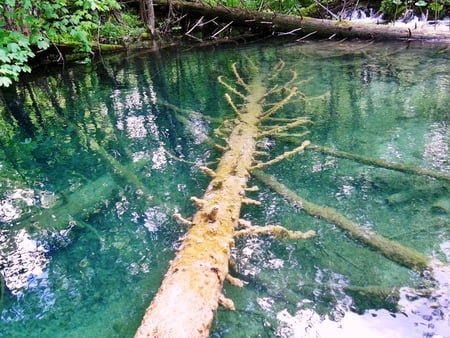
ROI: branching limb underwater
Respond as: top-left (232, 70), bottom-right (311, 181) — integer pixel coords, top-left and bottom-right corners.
top-left (231, 62), bottom-right (249, 90)
top-left (284, 70), bottom-right (298, 88)
top-left (271, 131), bottom-right (310, 142)
top-left (261, 87), bottom-right (298, 120)
top-left (235, 224), bottom-right (316, 240)
top-left (218, 76), bottom-right (245, 99)
top-left (307, 144), bottom-right (450, 182)
top-left (225, 93), bottom-right (243, 118)
top-left (259, 117), bottom-right (311, 137)
top-left (268, 59), bottom-right (286, 81)
top-left (199, 165), bottom-right (217, 177)
top-left (251, 140), bottom-right (310, 170)
top-left (252, 170), bottom-right (441, 273)
top-left (226, 274), bottom-right (246, 287)
top-left (173, 212), bottom-right (193, 227)
top-left (242, 197), bottom-right (261, 205)
top-left (219, 294), bottom-right (235, 310)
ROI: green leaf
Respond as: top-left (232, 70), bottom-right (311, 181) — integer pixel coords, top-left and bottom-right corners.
top-left (0, 49), bottom-right (10, 63)
top-left (0, 76), bottom-right (13, 87)
top-left (7, 42), bottom-right (19, 52)
top-left (37, 39), bottom-right (50, 50)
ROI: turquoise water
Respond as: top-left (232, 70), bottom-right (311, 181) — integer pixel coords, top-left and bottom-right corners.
top-left (0, 40), bottom-right (449, 337)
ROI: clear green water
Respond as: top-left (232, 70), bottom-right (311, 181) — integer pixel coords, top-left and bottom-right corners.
top-left (0, 40), bottom-right (449, 337)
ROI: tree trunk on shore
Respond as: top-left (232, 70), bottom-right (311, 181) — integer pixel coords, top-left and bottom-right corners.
top-left (135, 63), bottom-right (314, 337)
top-left (154, 0), bottom-right (450, 41)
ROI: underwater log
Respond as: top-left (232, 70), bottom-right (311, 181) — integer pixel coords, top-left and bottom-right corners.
top-left (253, 170), bottom-right (433, 273)
top-left (307, 144), bottom-right (450, 182)
top-left (22, 173), bottom-right (118, 232)
top-left (135, 65), bottom-right (315, 337)
top-left (134, 74), bottom-right (267, 338)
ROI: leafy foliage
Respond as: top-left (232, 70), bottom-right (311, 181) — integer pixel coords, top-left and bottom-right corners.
top-left (0, 0), bottom-right (122, 87)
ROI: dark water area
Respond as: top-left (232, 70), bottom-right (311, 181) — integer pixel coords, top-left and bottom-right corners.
top-left (0, 40), bottom-right (449, 337)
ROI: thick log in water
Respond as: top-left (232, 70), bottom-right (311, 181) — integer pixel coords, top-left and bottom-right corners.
top-left (135, 65), bottom-right (314, 337)
top-left (134, 75), bottom-right (266, 338)
top-left (24, 173), bottom-right (118, 232)
top-left (253, 170), bottom-right (434, 272)
top-left (307, 144), bottom-right (450, 182)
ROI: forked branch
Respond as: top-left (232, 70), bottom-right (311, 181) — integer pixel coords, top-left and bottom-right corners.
top-left (261, 87), bottom-right (298, 120)
top-left (231, 62), bottom-right (249, 90)
top-left (218, 76), bottom-right (245, 99)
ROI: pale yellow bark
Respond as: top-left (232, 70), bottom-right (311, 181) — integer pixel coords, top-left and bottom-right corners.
top-left (135, 77), bottom-right (266, 338)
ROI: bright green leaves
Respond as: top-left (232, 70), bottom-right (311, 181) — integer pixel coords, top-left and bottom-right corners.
top-left (0, 0), bottom-right (121, 87)
top-left (0, 29), bottom-right (34, 86)
top-left (5, 0), bottom-right (16, 7)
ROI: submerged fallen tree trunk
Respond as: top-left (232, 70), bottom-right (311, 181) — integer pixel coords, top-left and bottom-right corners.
top-left (307, 144), bottom-right (450, 182)
top-left (135, 64), bottom-right (314, 337)
top-left (253, 170), bottom-right (444, 273)
top-left (154, 0), bottom-right (450, 41)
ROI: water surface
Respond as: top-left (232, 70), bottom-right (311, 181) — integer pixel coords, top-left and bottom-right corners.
top-left (0, 40), bottom-right (449, 337)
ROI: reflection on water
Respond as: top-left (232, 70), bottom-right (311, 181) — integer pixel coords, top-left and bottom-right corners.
top-left (0, 40), bottom-right (449, 337)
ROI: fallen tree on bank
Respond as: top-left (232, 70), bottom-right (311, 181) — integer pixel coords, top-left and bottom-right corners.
top-left (135, 61), bottom-right (316, 337)
top-left (154, 0), bottom-right (450, 41)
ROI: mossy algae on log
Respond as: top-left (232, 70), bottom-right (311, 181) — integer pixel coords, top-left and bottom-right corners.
top-left (253, 170), bottom-right (440, 273)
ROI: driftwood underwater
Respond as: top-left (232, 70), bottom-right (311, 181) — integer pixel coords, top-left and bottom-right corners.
top-left (134, 60), bottom-right (449, 337)
top-left (135, 61), bottom-right (316, 337)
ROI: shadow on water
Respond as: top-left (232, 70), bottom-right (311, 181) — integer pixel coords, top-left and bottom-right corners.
top-left (0, 40), bottom-right (449, 337)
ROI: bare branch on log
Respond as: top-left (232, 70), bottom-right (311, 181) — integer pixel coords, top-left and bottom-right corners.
top-left (225, 93), bottom-right (243, 117)
top-left (261, 87), bottom-right (298, 120)
top-left (235, 224), bottom-right (316, 240)
top-left (251, 140), bottom-right (311, 170)
top-left (241, 197), bottom-right (262, 205)
top-left (231, 62), bottom-right (249, 90)
top-left (259, 117), bottom-right (311, 136)
top-left (173, 212), bottom-right (193, 227)
top-left (218, 76), bottom-right (245, 99)
top-left (212, 21), bottom-right (234, 38)
top-left (219, 294), bottom-right (236, 310)
top-left (226, 274), bottom-right (246, 287)
top-left (199, 165), bottom-right (217, 177)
